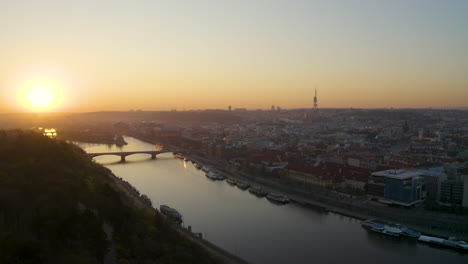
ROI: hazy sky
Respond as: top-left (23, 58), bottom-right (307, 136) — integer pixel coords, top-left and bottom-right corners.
top-left (1, 0), bottom-right (467, 112)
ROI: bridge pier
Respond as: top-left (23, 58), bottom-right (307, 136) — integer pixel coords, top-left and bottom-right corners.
top-left (87, 150), bottom-right (184, 161)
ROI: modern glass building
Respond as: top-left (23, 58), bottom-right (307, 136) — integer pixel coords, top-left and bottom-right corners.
top-left (369, 169), bottom-right (425, 207)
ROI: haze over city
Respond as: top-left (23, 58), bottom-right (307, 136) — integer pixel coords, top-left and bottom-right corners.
top-left (1, 1), bottom-right (468, 264)
top-left (1, 0), bottom-right (467, 113)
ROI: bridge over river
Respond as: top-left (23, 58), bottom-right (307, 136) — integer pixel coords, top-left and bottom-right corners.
top-left (86, 150), bottom-right (190, 162)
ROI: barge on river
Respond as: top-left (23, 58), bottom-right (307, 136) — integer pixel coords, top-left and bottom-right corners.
top-left (418, 235), bottom-right (468, 252)
top-left (248, 186), bottom-right (268, 197)
top-left (266, 193), bottom-right (290, 204)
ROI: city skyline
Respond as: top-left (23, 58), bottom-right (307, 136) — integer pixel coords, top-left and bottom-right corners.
top-left (1, 0), bottom-right (468, 113)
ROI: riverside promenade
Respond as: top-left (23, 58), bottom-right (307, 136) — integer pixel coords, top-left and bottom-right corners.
top-left (130, 134), bottom-right (468, 240)
top-left (191, 154), bottom-right (468, 241)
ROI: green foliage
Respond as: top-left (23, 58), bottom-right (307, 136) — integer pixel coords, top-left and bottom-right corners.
top-left (0, 130), bottom-right (219, 264)
top-left (0, 234), bottom-right (43, 264)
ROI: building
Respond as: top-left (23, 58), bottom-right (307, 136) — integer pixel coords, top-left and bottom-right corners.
top-left (414, 169), bottom-right (447, 205)
top-left (463, 175), bottom-right (468, 208)
top-left (367, 175), bottom-right (385, 198)
top-left (440, 180), bottom-right (464, 206)
top-left (286, 164), bottom-right (335, 188)
top-left (342, 167), bottom-right (370, 192)
top-left (410, 129), bottom-right (441, 143)
top-left (368, 169), bottom-right (424, 207)
top-left (228, 106), bottom-right (232, 111)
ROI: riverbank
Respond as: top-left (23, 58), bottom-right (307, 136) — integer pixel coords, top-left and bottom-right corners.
top-left (189, 154), bottom-right (468, 241)
top-left (129, 135), bottom-right (468, 240)
top-left (103, 167), bottom-right (251, 264)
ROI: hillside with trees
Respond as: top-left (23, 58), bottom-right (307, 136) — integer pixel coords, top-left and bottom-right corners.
top-left (0, 130), bottom-right (219, 264)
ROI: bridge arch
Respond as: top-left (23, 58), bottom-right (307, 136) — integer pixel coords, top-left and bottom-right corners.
top-left (86, 150), bottom-right (178, 162)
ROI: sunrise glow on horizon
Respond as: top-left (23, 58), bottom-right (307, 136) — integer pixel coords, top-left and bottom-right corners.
top-left (26, 85), bottom-right (55, 110)
top-left (1, 0), bottom-right (467, 113)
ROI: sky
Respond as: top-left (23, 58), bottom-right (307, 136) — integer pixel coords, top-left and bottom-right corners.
top-left (1, 0), bottom-right (467, 112)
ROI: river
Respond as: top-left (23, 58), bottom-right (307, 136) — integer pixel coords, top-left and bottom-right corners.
top-left (78, 137), bottom-right (467, 264)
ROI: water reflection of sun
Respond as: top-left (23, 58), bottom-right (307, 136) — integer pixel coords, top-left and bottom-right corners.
top-left (43, 128), bottom-right (57, 138)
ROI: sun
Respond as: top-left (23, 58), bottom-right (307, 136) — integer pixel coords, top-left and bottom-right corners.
top-left (26, 85), bottom-right (56, 109)
top-left (18, 77), bottom-right (63, 112)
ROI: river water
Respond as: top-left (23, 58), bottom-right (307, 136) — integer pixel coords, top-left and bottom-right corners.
top-left (78, 137), bottom-right (467, 264)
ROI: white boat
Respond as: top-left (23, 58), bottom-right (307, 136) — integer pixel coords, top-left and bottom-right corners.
top-left (361, 219), bottom-right (379, 229)
top-left (418, 235), bottom-right (468, 252)
top-left (399, 227), bottom-right (421, 239)
top-left (206, 172), bottom-right (218, 180)
top-left (361, 219), bottom-right (397, 230)
top-left (206, 171), bottom-right (224, 180)
top-left (370, 224), bottom-right (402, 237)
top-left (160, 205), bottom-right (183, 223)
top-left (266, 193), bottom-right (290, 204)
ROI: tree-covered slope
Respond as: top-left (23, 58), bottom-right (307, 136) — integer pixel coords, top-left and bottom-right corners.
top-left (0, 130), bottom-right (219, 264)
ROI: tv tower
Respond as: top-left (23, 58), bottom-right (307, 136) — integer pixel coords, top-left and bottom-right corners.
top-left (313, 87), bottom-right (318, 109)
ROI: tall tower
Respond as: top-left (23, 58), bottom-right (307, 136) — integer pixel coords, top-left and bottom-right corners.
top-left (313, 87), bottom-right (318, 109)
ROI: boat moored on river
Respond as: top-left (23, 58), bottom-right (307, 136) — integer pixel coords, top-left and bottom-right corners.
top-left (370, 224), bottom-right (402, 237)
top-left (206, 171), bottom-right (225, 181)
top-left (362, 219), bottom-right (421, 239)
top-left (266, 193), bottom-right (290, 204)
top-left (206, 172), bottom-right (217, 180)
top-left (418, 235), bottom-right (468, 252)
top-left (236, 182), bottom-right (250, 190)
top-left (248, 186), bottom-right (268, 197)
top-left (226, 178), bottom-right (237, 185)
top-left (400, 227), bottom-right (422, 239)
top-left (361, 219), bottom-right (379, 229)
top-left (360, 219), bottom-right (391, 230)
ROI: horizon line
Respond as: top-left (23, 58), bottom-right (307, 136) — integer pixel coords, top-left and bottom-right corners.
top-left (1, 107), bottom-right (468, 115)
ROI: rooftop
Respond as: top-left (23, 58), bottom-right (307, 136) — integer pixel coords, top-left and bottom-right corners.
top-left (371, 169), bottom-right (423, 180)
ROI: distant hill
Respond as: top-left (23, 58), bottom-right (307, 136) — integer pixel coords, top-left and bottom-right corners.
top-left (0, 130), bottom-right (219, 264)
top-left (77, 111), bottom-right (243, 123)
